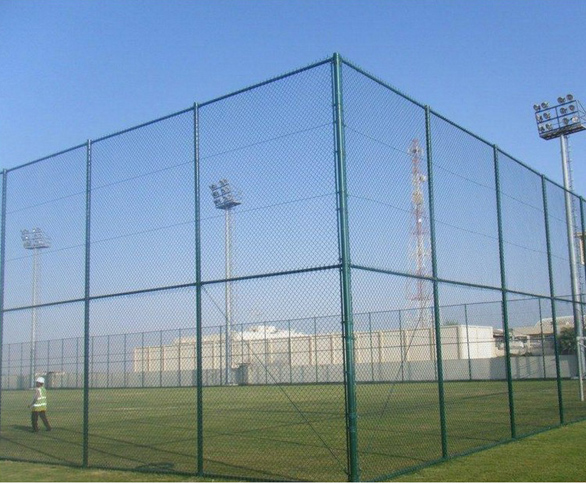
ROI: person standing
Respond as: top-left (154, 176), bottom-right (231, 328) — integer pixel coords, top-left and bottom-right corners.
top-left (29, 376), bottom-right (51, 432)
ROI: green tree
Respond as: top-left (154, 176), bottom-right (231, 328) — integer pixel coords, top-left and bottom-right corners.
top-left (558, 326), bottom-right (576, 355)
top-left (443, 319), bottom-right (460, 326)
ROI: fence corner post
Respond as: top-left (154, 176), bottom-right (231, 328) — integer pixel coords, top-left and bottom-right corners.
top-left (332, 52), bottom-right (360, 482)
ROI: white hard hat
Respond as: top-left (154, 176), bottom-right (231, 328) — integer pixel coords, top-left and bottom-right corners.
top-left (35, 377), bottom-right (45, 384)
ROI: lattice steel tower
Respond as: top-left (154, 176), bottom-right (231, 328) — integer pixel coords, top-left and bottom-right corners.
top-left (407, 139), bottom-right (433, 328)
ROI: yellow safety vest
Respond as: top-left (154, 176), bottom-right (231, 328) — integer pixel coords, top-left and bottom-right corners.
top-left (32, 387), bottom-right (47, 412)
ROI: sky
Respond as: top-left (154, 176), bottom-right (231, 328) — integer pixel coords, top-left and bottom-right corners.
top-left (1, 0), bottom-right (586, 345)
top-left (1, 0), bottom-right (586, 192)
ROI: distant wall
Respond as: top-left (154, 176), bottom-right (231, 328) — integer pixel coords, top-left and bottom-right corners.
top-left (2, 355), bottom-right (577, 390)
top-left (133, 325), bottom-right (496, 372)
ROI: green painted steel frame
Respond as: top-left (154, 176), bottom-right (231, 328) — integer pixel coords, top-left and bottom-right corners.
top-left (332, 53), bottom-right (360, 482)
top-left (542, 175), bottom-right (565, 424)
top-left (493, 146), bottom-right (517, 438)
top-left (0, 170), bottom-right (7, 431)
top-left (425, 106), bottom-right (448, 457)
top-left (82, 139), bottom-right (92, 466)
top-left (1, 53), bottom-right (586, 482)
top-left (193, 103), bottom-right (204, 476)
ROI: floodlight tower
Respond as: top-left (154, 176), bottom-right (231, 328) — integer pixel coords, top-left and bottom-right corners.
top-left (407, 139), bottom-right (433, 328)
top-left (533, 94), bottom-right (586, 400)
top-left (21, 228), bottom-right (51, 388)
top-left (209, 179), bottom-right (242, 385)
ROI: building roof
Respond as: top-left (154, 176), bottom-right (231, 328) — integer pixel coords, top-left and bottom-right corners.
top-left (512, 315), bottom-right (576, 337)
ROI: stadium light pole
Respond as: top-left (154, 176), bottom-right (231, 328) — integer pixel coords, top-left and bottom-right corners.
top-left (209, 179), bottom-right (241, 385)
top-left (534, 94), bottom-right (586, 401)
top-left (20, 228), bottom-right (51, 388)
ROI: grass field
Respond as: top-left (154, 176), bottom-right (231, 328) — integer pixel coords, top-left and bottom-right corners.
top-left (1, 380), bottom-right (585, 481)
top-left (2, 419), bottom-right (586, 481)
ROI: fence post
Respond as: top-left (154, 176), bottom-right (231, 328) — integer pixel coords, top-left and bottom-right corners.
top-left (493, 146), bottom-right (516, 438)
top-left (178, 328), bottom-right (182, 387)
top-left (20, 342), bottom-right (24, 389)
top-left (141, 332), bottom-right (145, 387)
top-left (6, 344), bottom-right (10, 390)
top-left (159, 330), bottom-right (163, 388)
top-left (0, 169), bottom-right (8, 430)
top-left (368, 313), bottom-right (374, 382)
top-left (398, 310), bottom-right (405, 382)
top-left (542, 176), bottom-right (564, 424)
top-left (538, 299), bottom-right (547, 378)
top-left (332, 53), bottom-right (360, 482)
top-left (288, 320), bottom-right (293, 384)
top-left (424, 106), bottom-right (448, 458)
top-left (464, 304), bottom-right (472, 380)
top-left (76, 337), bottom-right (80, 388)
top-left (123, 333), bottom-right (127, 388)
top-left (47, 340), bottom-right (50, 378)
top-left (106, 335), bottom-right (110, 388)
top-left (193, 102), bottom-right (204, 476)
top-left (264, 324), bottom-right (268, 384)
top-left (314, 317), bottom-right (319, 383)
top-left (83, 139), bottom-right (93, 466)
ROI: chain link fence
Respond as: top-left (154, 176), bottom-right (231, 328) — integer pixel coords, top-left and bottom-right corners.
top-left (1, 54), bottom-right (585, 481)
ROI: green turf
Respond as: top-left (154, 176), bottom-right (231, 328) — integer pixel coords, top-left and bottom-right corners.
top-left (3, 420), bottom-right (586, 481)
top-left (1, 380), bottom-right (585, 481)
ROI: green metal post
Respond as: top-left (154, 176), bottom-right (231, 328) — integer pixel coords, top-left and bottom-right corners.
top-left (178, 328), bottom-right (182, 387)
top-left (20, 342), bottom-right (23, 389)
top-left (314, 317), bottom-right (319, 383)
top-left (464, 304), bottom-right (472, 381)
top-left (159, 330), bottom-right (163, 388)
top-left (106, 335), bottom-right (110, 388)
top-left (288, 320), bottom-right (293, 384)
top-left (424, 106), bottom-right (448, 458)
top-left (264, 324), bottom-right (268, 384)
top-left (194, 103), bottom-right (204, 476)
top-left (368, 313), bottom-right (374, 382)
top-left (538, 299), bottom-right (547, 378)
top-left (76, 337), bottom-right (79, 388)
top-left (141, 332), bottom-right (145, 387)
top-left (83, 139), bottom-right (92, 466)
top-left (332, 53), bottom-right (360, 482)
top-left (542, 176), bottom-right (565, 424)
top-left (399, 310), bottom-right (405, 382)
top-left (123, 333), bottom-right (127, 388)
top-left (0, 169), bottom-right (8, 430)
top-left (493, 146), bottom-right (516, 439)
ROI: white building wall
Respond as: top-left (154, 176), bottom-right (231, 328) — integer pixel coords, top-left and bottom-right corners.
top-left (133, 325), bottom-right (496, 372)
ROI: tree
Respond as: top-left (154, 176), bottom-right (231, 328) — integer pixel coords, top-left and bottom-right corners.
top-left (558, 327), bottom-right (576, 355)
top-left (443, 319), bottom-right (460, 326)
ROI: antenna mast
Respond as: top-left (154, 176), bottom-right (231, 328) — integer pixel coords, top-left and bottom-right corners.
top-left (407, 139), bottom-right (432, 327)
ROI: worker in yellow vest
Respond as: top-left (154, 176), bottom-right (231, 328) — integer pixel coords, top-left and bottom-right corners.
top-left (29, 376), bottom-right (52, 432)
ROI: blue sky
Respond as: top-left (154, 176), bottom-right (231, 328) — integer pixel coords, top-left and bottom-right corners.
top-left (1, 0), bottom-right (585, 344)
top-left (1, 0), bottom-right (585, 192)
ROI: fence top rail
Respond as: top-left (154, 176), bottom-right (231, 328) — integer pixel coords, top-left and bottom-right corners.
top-left (341, 57), bottom-right (426, 110)
top-left (5, 143), bottom-right (88, 174)
top-left (198, 56), bottom-right (332, 108)
top-left (92, 106), bottom-right (195, 144)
